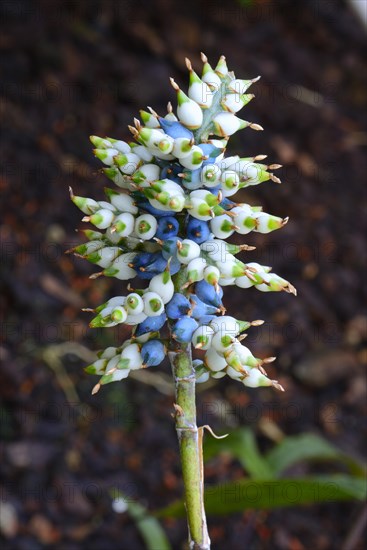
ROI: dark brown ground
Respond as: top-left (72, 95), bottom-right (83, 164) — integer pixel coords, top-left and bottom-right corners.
top-left (0, 0), bottom-right (366, 548)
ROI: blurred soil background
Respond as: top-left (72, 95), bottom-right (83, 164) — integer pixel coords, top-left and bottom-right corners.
top-left (0, 0), bottom-right (366, 548)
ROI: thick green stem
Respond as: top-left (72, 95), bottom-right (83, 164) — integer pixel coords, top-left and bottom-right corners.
top-left (169, 345), bottom-right (210, 550)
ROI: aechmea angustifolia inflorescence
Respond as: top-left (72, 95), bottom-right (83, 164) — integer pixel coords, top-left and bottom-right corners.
top-left (70, 53), bottom-right (296, 395)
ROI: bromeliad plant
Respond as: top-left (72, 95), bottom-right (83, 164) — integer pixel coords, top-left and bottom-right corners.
top-left (69, 53), bottom-right (296, 549)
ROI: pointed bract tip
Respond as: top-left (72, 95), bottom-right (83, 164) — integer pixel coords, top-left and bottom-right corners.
top-left (252, 76), bottom-right (261, 83)
top-left (251, 319), bottom-right (265, 326)
top-left (128, 125), bottom-right (138, 135)
top-left (272, 380), bottom-right (285, 392)
top-left (282, 216), bottom-right (289, 225)
top-left (69, 186), bottom-right (74, 198)
top-left (167, 101), bottom-right (173, 113)
top-left (82, 215), bottom-right (91, 222)
top-left (89, 271), bottom-right (103, 279)
top-left (147, 105), bottom-right (158, 117)
top-left (250, 123), bottom-right (264, 131)
top-left (270, 174), bottom-right (282, 184)
top-left (185, 57), bottom-right (192, 71)
top-left (245, 271), bottom-right (257, 282)
top-left (200, 52), bottom-right (208, 63)
top-left (91, 383), bottom-right (101, 395)
top-left (288, 284), bottom-right (297, 296)
top-left (226, 210), bottom-right (237, 218)
top-left (169, 77), bottom-right (179, 90)
top-left (106, 367), bottom-right (117, 376)
top-left (254, 154), bottom-right (267, 161)
top-left (263, 356), bottom-right (276, 363)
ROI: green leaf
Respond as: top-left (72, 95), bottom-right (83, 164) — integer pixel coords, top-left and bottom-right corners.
top-left (204, 428), bottom-right (274, 479)
top-left (156, 475), bottom-right (367, 518)
top-left (265, 433), bottom-right (366, 477)
top-left (112, 491), bottom-right (171, 550)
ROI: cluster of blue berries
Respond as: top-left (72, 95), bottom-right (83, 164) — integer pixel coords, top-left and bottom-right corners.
top-left (70, 54), bottom-right (296, 394)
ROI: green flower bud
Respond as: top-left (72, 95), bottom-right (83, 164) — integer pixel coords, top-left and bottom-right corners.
top-left (71, 193), bottom-right (99, 215)
top-left (112, 212), bottom-right (135, 237)
top-left (203, 265), bottom-right (220, 286)
top-left (172, 137), bottom-right (194, 158)
top-left (84, 208), bottom-right (115, 229)
top-left (140, 109), bottom-right (160, 128)
top-left (103, 252), bottom-right (137, 280)
top-left (201, 52), bottom-right (222, 90)
top-left (134, 214), bottom-right (157, 240)
top-left (221, 93), bottom-right (254, 113)
top-left (85, 358), bottom-right (108, 375)
top-left (177, 239), bottom-right (201, 264)
top-left (186, 257), bottom-right (207, 283)
top-left (120, 343), bottom-right (143, 370)
top-left (170, 78), bottom-right (203, 129)
top-left (143, 291), bottom-right (164, 316)
top-left (253, 212), bottom-right (288, 233)
top-left (132, 163), bottom-right (160, 184)
top-left (113, 152), bottom-right (142, 175)
top-left (228, 76), bottom-right (261, 94)
top-left (192, 325), bottom-right (214, 350)
top-left (149, 267), bottom-right (174, 304)
top-left (85, 246), bottom-right (122, 268)
top-left (186, 58), bottom-right (213, 109)
top-left (125, 293), bottom-right (144, 314)
top-left (201, 164), bottom-right (222, 187)
top-left (204, 347), bottom-right (227, 372)
top-left (214, 55), bottom-right (228, 77)
top-left (90, 135), bottom-right (113, 149)
top-left (93, 147), bottom-right (119, 165)
top-left (187, 198), bottom-right (212, 220)
top-left (210, 214), bottom-right (237, 239)
top-left (103, 167), bottom-right (135, 190)
top-left (213, 113), bottom-right (262, 137)
top-left (107, 138), bottom-right (131, 154)
top-left (130, 144), bottom-right (154, 162)
top-left (220, 170), bottom-right (240, 197)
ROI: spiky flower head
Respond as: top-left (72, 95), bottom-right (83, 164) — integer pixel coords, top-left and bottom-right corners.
top-left (70, 54), bottom-right (296, 395)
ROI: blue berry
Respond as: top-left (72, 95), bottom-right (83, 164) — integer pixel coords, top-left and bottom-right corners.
top-left (172, 316), bottom-right (199, 343)
top-left (160, 163), bottom-right (182, 183)
top-left (155, 217), bottom-right (179, 240)
top-left (135, 312), bottom-right (167, 336)
top-left (137, 199), bottom-right (174, 217)
top-left (187, 217), bottom-right (211, 244)
top-left (189, 294), bottom-right (219, 320)
top-left (169, 257), bottom-right (181, 275)
top-left (166, 293), bottom-right (191, 319)
top-left (141, 340), bottom-right (165, 367)
top-left (162, 237), bottom-right (182, 260)
top-left (181, 168), bottom-right (202, 190)
top-left (131, 252), bottom-right (156, 269)
top-left (219, 198), bottom-right (236, 210)
top-left (158, 118), bottom-right (194, 140)
top-left (198, 143), bottom-right (223, 161)
top-left (138, 254), bottom-right (167, 279)
top-left (196, 315), bottom-right (216, 326)
top-left (195, 280), bottom-right (223, 308)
